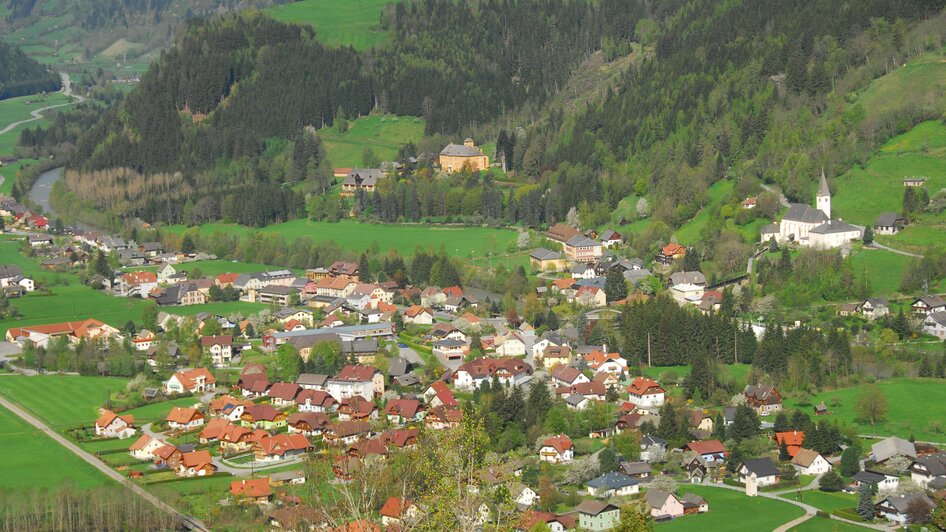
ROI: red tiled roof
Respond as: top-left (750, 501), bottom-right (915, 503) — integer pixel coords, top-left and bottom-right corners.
top-left (181, 450), bottom-right (213, 468)
top-left (457, 357), bottom-right (532, 379)
top-left (199, 418), bottom-right (231, 440)
top-left (295, 389), bottom-right (336, 408)
top-left (287, 412), bottom-right (330, 430)
top-left (7, 318), bottom-right (114, 341)
top-left (427, 381), bottom-right (457, 407)
top-left (255, 434), bottom-right (311, 456)
top-left (230, 478), bottom-right (271, 498)
top-left (384, 398), bottom-right (423, 419)
top-left (662, 243), bottom-right (685, 256)
top-left (268, 382), bottom-right (301, 401)
top-left (243, 404), bottom-right (282, 422)
top-left (335, 365), bottom-right (379, 382)
top-left (199, 335), bottom-right (232, 347)
top-left (172, 367), bottom-right (216, 389)
top-left (686, 439), bottom-right (727, 456)
top-left (166, 407), bottom-right (203, 424)
top-left (95, 410), bottom-right (133, 429)
top-left (379, 497), bottom-right (413, 519)
top-left (542, 434), bottom-right (574, 453)
top-left (627, 377), bottom-right (665, 396)
top-left (404, 305), bottom-right (431, 318)
top-left (215, 273), bottom-right (239, 284)
top-left (123, 271), bottom-right (157, 285)
top-left (128, 434), bottom-right (157, 451)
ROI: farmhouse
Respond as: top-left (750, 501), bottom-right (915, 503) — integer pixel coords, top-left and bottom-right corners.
top-left (910, 451), bottom-right (946, 488)
top-left (95, 410), bottom-right (135, 439)
top-left (875, 212), bottom-right (907, 235)
top-left (923, 311), bottom-right (946, 340)
top-left (792, 448), bottom-right (832, 475)
top-left (340, 168), bottom-right (384, 196)
top-left (737, 458), bottom-right (780, 487)
top-left (438, 138), bottom-right (489, 173)
top-left (871, 436), bottom-right (916, 463)
top-left (911, 295), bottom-right (946, 316)
top-left (744, 383), bottom-right (783, 415)
top-left (165, 368), bottom-right (216, 394)
top-left (166, 407), bottom-right (205, 431)
top-left (539, 434), bottom-right (574, 464)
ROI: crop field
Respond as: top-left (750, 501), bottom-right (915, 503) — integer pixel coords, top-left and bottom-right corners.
top-left (660, 485), bottom-right (805, 531)
top-left (0, 406), bottom-right (109, 490)
top-left (0, 375), bottom-right (129, 429)
top-left (318, 114), bottom-right (425, 168)
top-left (168, 219), bottom-right (519, 258)
top-left (783, 378), bottom-right (946, 442)
top-left (266, 0), bottom-right (398, 50)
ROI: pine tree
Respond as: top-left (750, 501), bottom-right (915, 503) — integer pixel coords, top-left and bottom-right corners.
top-left (856, 483), bottom-right (875, 521)
top-left (840, 446), bottom-right (861, 477)
top-left (730, 404), bottom-right (759, 442)
top-left (779, 441), bottom-right (791, 461)
top-left (713, 413), bottom-right (726, 441)
top-left (605, 267), bottom-right (628, 302)
top-left (358, 253), bottom-right (371, 282)
top-left (863, 225), bottom-right (874, 245)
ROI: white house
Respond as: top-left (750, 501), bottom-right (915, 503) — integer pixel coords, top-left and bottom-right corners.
top-left (511, 483), bottom-right (540, 508)
top-left (910, 451), bottom-right (946, 488)
top-left (403, 305), bottom-right (434, 325)
top-left (737, 458), bottom-right (779, 487)
top-left (627, 377), bottom-right (666, 409)
top-left (453, 358), bottom-right (533, 391)
top-left (327, 365), bottom-right (382, 400)
top-left (200, 335), bottom-right (233, 367)
top-left (922, 311), bottom-right (946, 340)
top-left (94, 411), bottom-right (136, 439)
top-left (128, 434), bottom-right (164, 460)
top-left (876, 494), bottom-right (935, 525)
top-left (853, 470), bottom-right (900, 491)
top-left (538, 434), bottom-right (574, 464)
top-left (586, 472), bottom-right (639, 498)
top-left (531, 333), bottom-right (565, 358)
top-left (791, 448), bottom-right (832, 476)
top-left (166, 407), bottom-right (205, 431)
top-left (494, 333), bottom-right (526, 356)
top-left (157, 263), bottom-right (178, 284)
top-left (165, 368), bottom-right (216, 394)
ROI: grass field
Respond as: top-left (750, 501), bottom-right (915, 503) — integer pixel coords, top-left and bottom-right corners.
top-left (121, 396), bottom-right (203, 425)
top-left (784, 378), bottom-right (946, 442)
top-left (660, 485), bottom-right (805, 531)
top-left (846, 246), bottom-right (912, 296)
top-left (791, 490), bottom-right (858, 513)
top-left (168, 219), bottom-right (519, 258)
top-left (787, 516), bottom-right (870, 532)
top-left (266, 0), bottom-right (397, 50)
top-left (0, 375), bottom-right (129, 429)
top-left (0, 406), bottom-right (110, 489)
top-left (674, 180), bottom-right (733, 245)
top-left (0, 157), bottom-right (42, 195)
top-left (643, 364), bottom-right (752, 389)
top-left (317, 114), bottom-right (425, 168)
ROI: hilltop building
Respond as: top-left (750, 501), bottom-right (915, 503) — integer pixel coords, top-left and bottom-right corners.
top-left (439, 138), bottom-right (489, 173)
top-left (760, 170), bottom-right (862, 249)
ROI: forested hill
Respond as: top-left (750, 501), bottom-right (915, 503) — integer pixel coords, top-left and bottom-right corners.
top-left (0, 41), bottom-right (60, 99)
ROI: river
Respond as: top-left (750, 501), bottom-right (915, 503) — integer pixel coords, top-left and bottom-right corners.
top-left (28, 166), bottom-right (105, 233)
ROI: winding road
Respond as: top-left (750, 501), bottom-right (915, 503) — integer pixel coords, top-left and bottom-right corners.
top-left (0, 73), bottom-right (84, 136)
top-left (0, 394), bottom-right (209, 531)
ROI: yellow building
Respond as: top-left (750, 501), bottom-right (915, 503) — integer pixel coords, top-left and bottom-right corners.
top-left (438, 138), bottom-right (489, 173)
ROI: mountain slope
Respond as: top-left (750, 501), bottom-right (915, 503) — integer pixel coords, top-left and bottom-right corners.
top-left (0, 41), bottom-right (60, 99)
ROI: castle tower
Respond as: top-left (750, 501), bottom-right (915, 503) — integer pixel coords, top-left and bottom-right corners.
top-left (816, 168), bottom-right (831, 219)
top-left (463, 137), bottom-right (475, 148)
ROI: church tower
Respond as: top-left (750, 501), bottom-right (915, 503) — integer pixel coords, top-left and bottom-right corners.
top-left (816, 168), bottom-right (831, 219)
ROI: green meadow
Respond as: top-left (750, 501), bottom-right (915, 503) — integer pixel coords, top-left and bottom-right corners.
top-left (643, 364), bottom-right (752, 391)
top-left (660, 485), bottom-right (805, 531)
top-left (0, 375), bottom-right (129, 429)
top-left (318, 114), bottom-right (425, 168)
top-left (784, 378), bottom-right (946, 442)
top-left (0, 406), bottom-right (110, 489)
top-left (266, 0), bottom-right (398, 51)
top-left (845, 246), bottom-right (912, 296)
top-left (787, 517), bottom-right (870, 532)
top-left (169, 219), bottom-right (519, 258)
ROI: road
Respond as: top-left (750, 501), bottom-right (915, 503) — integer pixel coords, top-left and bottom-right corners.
top-left (0, 73), bottom-right (84, 136)
top-left (0, 395), bottom-right (209, 531)
top-left (866, 241), bottom-right (923, 258)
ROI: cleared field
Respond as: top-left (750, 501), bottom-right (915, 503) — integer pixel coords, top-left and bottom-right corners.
top-left (0, 406), bottom-right (110, 489)
top-left (643, 364), bottom-right (752, 389)
top-left (318, 114), bottom-right (425, 168)
top-left (784, 378), bottom-right (946, 442)
top-left (168, 219), bottom-right (519, 258)
top-left (660, 484), bottom-right (805, 531)
top-left (845, 247), bottom-right (911, 296)
top-left (0, 375), bottom-right (129, 429)
top-left (266, 0), bottom-right (397, 50)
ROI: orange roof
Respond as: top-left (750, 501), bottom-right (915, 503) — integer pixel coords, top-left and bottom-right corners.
top-left (199, 418), bottom-right (231, 440)
top-left (379, 497), bottom-right (413, 518)
top-left (95, 410), bottom-right (133, 429)
top-left (552, 278), bottom-right (574, 290)
top-left (123, 271), bottom-right (157, 285)
top-left (210, 394), bottom-right (252, 412)
top-left (775, 431), bottom-right (805, 456)
top-left (583, 350), bottom-right (623, 369)
top-left (404, 305), bottom-right (432, 318)
top-left (460, 312), bottom-right (480, 323)
top-left (662, 243), bottom-right (685, 256)
top-left (686, 439), bottom-right (727, 455)
top-left (255, 434), bottom-right (310, 456)
top-left (166, 407), bottom-right (203, 424)
top-left (181, 450), bottom-right (213, 468)
top-left (428, 381), bottom-right (457, 407)
top-left (330, 520), bottom-right (381, 532)
top-left (128, 434), bottom-right (157, 451)
top-left (442, 286), bottom-right (463, 298)
top-left (152, 444), bottom-right (180, 460)
top-left (315, 276), bottom-right (354, 290)
top-left (215, 273), bottom-right (239, 284)
top-left (230, 478), bottom-right (271, 499)
top-left (542, 434), bottom-right (573, 453)
top-left (627, 377), bottom-right (665, 397)
top-left (284, 319), bottom-right (302, 331)
top-left (7, 318), bottom-right (114, 341)
top-left (171, 367), bottom-right (216, 389)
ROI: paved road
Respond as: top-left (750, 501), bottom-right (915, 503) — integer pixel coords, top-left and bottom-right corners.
top-left (0, 73), bottom-right (84, 135)
top-left (398, 346), bottom-right (424, 366)
top-left (0, 395), bottom-right (209, 531)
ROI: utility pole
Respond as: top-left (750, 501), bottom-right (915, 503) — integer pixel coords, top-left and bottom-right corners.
top-left (734, 329), bottom-right (738, 364)
top-left (647, 331), bottom-right (652, 368)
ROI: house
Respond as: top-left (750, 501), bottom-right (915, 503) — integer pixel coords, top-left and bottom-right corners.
top-left (323, 420), bottom-right (372, 446)
top-left (268, 382), bottom-right (302, 407)
top-left (576, 500), bottom-right (620, 531)
top-left (241, 404), bottom-right (288, 430)
top-left (421, 381), bottom-right (456, 409)
top-left (198, 418), bottom-right (231, 443)
top-left (28, 234), bottom-right (53, 247)
top-left (640, 434), bottom-right (668, 462)
top-left (689, 410), bottom-right (714, 434)
top-left (453, 357), bottom-right (533, 390)
top-left (853, 470), bottom-right (899, 491)
top-left (657, 242), bottom-right (686, 264)
top-left (564, 235), bottom-right (603, 263)
top-left (239, 373), bottom-right (271, 398)
top-left (494, 332), bottom-right (526, 356)
top-left (379, 497), bottom-right (421, 527)
top-left (269, 469), bottom-right (306, 487)
top-left (384, 398), bottom-right (425, 424)
top-left (296, 389), bottom-right (337, 413)
top-left (575, 285), bottom-right (607, 307)
top-left (876, 493), bottom-right (935, 524)
top-left (94, 410), bottom-right (135, 439)
top-left (531, 332), bottom-right (564, 358)
top-left (546, 223), bottom-right (581, 244)
top-left (551, 366), bottom-right (590, 387)
top-left (871, 436), bottom-right (917, 463)
top-left (340, 168), bottom-right (384, 197)
top-left (0, 265), bottom-right (34, 293)
top-left (646, 490), bottom-right (685, 520)
top-left (923, 311), bottom-right (946, 340)
top-left (875, 212), bottom-right (907, 235)
top-left (153, 282), bottom-right (206, 306)
top-left (517, 510), bottom-right (575, 532)
top-left (254, 433), bottom-right (311, 461)
top-left (837, 302), bottom-right (861, 317)
top-left (861, 297), bottom-right (889, 320)
top-left (432, 338), bottom-right (468, 360)
top-left (166, 407), bottom-right (204, 431)
top-left (538, 434), bottom-right (574, 464)
top-left (685, 440), bottom-right (727, 465)
top-left (774, 431), bottom-right (805, 458)
top-left (439, 138), bottom-right (489, 173)
top-left (128, 434), bottom-right (164, 461)
top-left (5, 319), bottom-right (121, 348)
top-left (258, 285), bottom-right (294, 306)
top-left (627, 377), bottom-right (666, 409)
top-left (287, 412), bottom-right (331, 436)
top-left (586, 471), bottom-right (639, 497)
top-left (425, 405), bottom-right (462, 430)
top-left (737, 458), bottom-right (780, 487)
top-left (230, 478), bottom-right (271, 505)
top-left (792, 448), bottom-right (832, 475)
top-left (583, 350), bottom-right (627, 376)
top-left (328, 365), bottom-right (383, 400)
top-left (530, 248), bottom-right (567, 271)
top-left (337, 396), bottom-right (378, 422)
top-left (199, 335), bottom-right (233, 367)
top-left (510, 482), bottom-right (540, 508)
top-left (912, 295), bottom-right (946, 316)
top-left (743, 383), bottom-right (783, 416)
top-left (910, 451), bottom-right (946, 488)
top-left (165, 368), bottom-right (216, 394)
top-left (116, 271), bottom-right (158, 297)
top-left (571, 263), bottom-right (597, 280)
top-left (620, 461), bottom-right (652, 479)
top-left (296, 373), bottom-right (329, 391)
top-left (152, 445), bottom-right (183, 469)
top-left (539, 345), bottom-right (572, 369)
top-left (403, 305), bottom-right (434, 325)
top-left (564, 394), bottom-right (590, 410)
top-left (687, 457), bottom-right (708, 483)
top-left (600, 229), bottom-right (622, 248)
top-left (178, 450), bottom-right (216, 477)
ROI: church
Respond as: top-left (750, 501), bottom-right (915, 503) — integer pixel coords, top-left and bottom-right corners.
top-left (760, 170), bottom-right (862, 249)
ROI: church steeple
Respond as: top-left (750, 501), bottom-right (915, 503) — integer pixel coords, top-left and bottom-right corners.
top-left (816, 167), bottom-right (831, 219)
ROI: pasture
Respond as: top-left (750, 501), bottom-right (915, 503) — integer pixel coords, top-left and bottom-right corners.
top-left (266, 0), bottom-right (397, 50)
top-left (791, 490), bottom-right (858, 513)
top-left (787, 517), bottom-right (870, 531)
top-left (659, 485), bottom-right (805, 531)
top-left (845, 247), bottom-right (912, 296)
top-left (783, 378), bottom-right (946, 442)
top-left (318, 114), bottom-right (425, 168)
top-left (0, 406), bottom-right (109, 489)
top-left (0, 375), bottom-right (129, 429)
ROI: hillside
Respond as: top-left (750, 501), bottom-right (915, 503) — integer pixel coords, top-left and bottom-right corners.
top-left (0, 41), bottom-right (60, 99)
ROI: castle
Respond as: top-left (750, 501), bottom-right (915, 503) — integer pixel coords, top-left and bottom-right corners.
top-left (760, 170), bottom-right (862, 249)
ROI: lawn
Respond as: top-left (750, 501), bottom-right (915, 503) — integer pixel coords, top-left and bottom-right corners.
top-left (790, 490), bottom-right (858, 514)
top-left (266, 0), bottom-right (399, 51)
top-left (167, 219), bottom-right (519, 258)
top-left (120, 396), bottom-right (203, 425)
top-left (317, 114), bottom-right (425, 168)
top-left (0, 157), bottom-right (43, 195)
top-left (877, 222), bottom-right (946, 255)
top-left (0, 375), bottom-right (129, 429)
top-left (643, 364), bottom-right (752, 389)
top-left (659, 485), bottom-right (805, 531)
top-left (787, 516), bottom-right (871, 532)
top-left (845, 246), bottom-right (911, 296)
top-left (0, 405), bottom-right (110, 490)
top-left (783, 378), bottom-right (946, 442)
top-left (673, 180), bottom-right (734, 245)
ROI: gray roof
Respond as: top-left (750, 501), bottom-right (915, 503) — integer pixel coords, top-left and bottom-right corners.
top-left (782, 203), bottom-right (829, 224)
top-left (565, 235), bottom-right (599, 248)
top-left (853, 470), bottom-right (888, 484)
top-left (740, 458), bottom-right (779, 477)
top-left (761, 222), bottom-right (779, 234)
top-left (261, 285), bottom-right (295, 295)
top-left (434, 338), bottom-right (466, 348)
top-left (575, 500), bottom-right (619, 516)
top-left (620, 461), bottom-right (652, 476)
top-left (565, 394), bottom-right (588, 406)
top-left (342, 338), bottom-right (380, 354)
top-left (809, 219), bottom-right (861, 235)
top-left (274, 307), bottom-right (312, 319)
top-left (296, 374), bottom-right (329, 386)
top-left (878, 493), bottom-right (934, 514)
top-left (915, 295), bottom-right (946, 308)
top-left (681, 493), bottom-right (707, 507)
top-left (272, 323), bottom-right (394, 341)
top-left (587, 471), bottom-right (637, 490)
top-left (394, 374), bottom-right (420, 386)
top-left (645, 489), bottom-right (674, 510)
top-left (571, 263), bottom-right (593, 274)
top-left (530, 248), bottom-right (561, 261)
top-left (875, 212), bottom-right (904, 227)
top-left (0, 265), bottom-right (24, 279)
top-left (388, 357), bottom-right (410, 377)
top-left (818, 168), bottom-right (831, 197)
top-left (342, 168), bottom-right (384, 187)
top-left (914, 452), bottom-right (946, 477)
top-left (624, 269), bottom-right (652, 284)
top-left (439, 143), bottom-right (484, 157)
top-left (670, 271), bottom-right (706, 286)
top-left (927, 311), bottom-right (946, 327)
top-left (641, 434), bottom-right (666, 447)
top-left (871, 436), bottom-right (916, 462)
